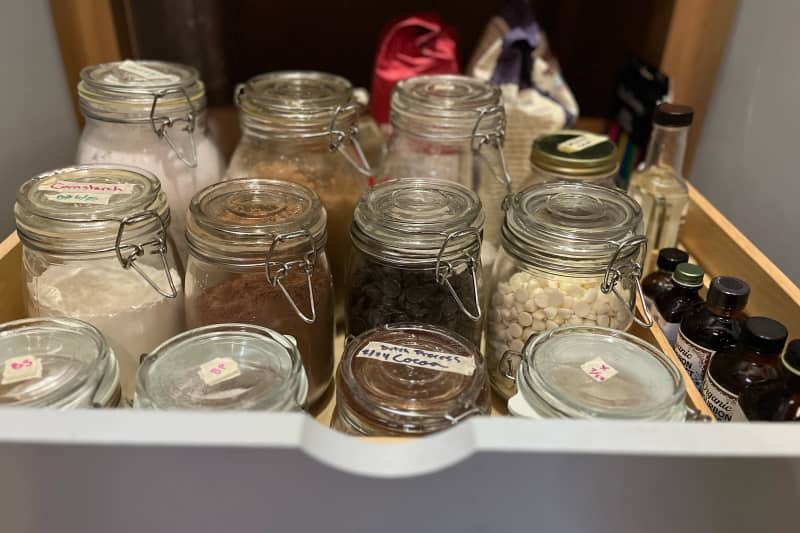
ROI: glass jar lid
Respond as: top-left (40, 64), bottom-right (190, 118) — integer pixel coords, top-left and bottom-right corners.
top-left (187, 178), bottom-right (327, 265)
top-left (530, 130), bottom-right (619, 177)
top-left (135, 324), bottom-right (308, 410)
top-left (518, 326), bottom-right (685, 420)
top-left (0, 318), bottom-right (119, 408)
top-left (15, 164), bottom-right (170, 255)
top-left (391, 75), bottom-right (503, 138)
top-left (502, 181), bottom-right (643, 271)
top-left (351, 178), bottom-right (484, 265)
top-left (78, 60), bottom-right (205, 121)
top-left (336, 323), bottom-right (490, 435)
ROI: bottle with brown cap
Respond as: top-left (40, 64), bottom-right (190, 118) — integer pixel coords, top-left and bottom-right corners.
top-left (675, 276), bottom-right (750, 390)
top-left (642, 247), bottom-right (690, 309)
top-left (703, 317), bottom-right (788, 421)
top-left (740, 340), bottom-right (800, 421)
top-left (629, 103), bottom-right (694, 273)
top-left (654, 262), bottom-right (704, 346)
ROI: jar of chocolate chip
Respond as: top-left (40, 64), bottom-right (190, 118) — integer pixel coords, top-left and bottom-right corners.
top-left (331, 323), bottom-right (490, 436)
top-left (487, 181), bottom-right (652, 400)
top-left (185, 178), bottom-right (334, 409)
top-left (346, 178), bottom-right (485, 345)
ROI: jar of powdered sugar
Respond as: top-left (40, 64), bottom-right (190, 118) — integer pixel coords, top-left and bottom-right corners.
top-left (15, 164), bottom-right (185, 405)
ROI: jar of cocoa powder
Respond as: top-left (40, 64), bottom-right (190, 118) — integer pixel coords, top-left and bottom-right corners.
top-left (331, 323), bottom-right (490, 436)
top-left (346, 178), bottom-right (485, 345)
top-left (185, 178), bottom-right (334, 409)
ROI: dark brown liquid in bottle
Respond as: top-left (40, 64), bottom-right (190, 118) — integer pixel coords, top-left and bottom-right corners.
top-left (642, 270), bottom-right (675, 303)
top-left (741, 374), bottom-right (800, 421)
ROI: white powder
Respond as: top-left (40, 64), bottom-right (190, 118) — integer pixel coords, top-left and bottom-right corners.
top-left (27, 260), bottom-right (185, 404)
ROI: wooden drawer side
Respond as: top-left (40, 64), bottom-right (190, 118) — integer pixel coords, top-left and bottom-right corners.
top-left (0, 233), bottom-right (24, 324)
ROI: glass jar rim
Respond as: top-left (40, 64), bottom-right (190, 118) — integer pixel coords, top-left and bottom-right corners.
top-left (530, 130), bottom-right (619, 177)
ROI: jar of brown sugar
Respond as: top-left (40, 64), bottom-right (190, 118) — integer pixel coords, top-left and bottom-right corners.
top-left (346, 178), bottom-right (485, 345)
top-left (331, 323), bottom-right (491, 436)
top-left (185, 178), bottom-right (334, 408)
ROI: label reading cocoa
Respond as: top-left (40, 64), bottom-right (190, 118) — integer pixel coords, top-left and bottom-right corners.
top-left (357, 341), bottom-right (475, 376)
top-left (702, 373), bottom-right (738, 421)
top-left (674, 329), bottom-right (716, 390)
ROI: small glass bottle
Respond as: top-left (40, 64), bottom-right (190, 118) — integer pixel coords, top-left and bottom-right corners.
top-left (674, 276), bottom-right (750, 390)
top-left (740, 340), bottom-right (800, 422)
top-left (641, 247), bottom-right (689, 309)
top-left (654, 262), bottom-right (704, 346)
top-left (628, 103), bottom-right (694, 273)
top-left (703, 317), bottom-right (788, 421)
top-left (525, 130), bottom-right (620, 190)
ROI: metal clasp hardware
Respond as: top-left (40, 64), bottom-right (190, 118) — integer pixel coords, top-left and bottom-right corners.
top-left (499, 350), bottom-right (522, 382)
top-left (114, 210), bottom-right (178, 298)
top-left (265, 230), bottom-right (318, 324)
top-left (444, 406), bottom-right (484, 424)
top-left (150, 87), bottom-right (197, 167)
top-left (434, 229), bottom-right (482, 322)
top-left (328, 102), bottom-right (372, 176)
top-left (471, 105), bottom-right (512, 193)
top-left (685, 402), bottom-right (713, 422)
top-left (600, 235), bottom-right (654, 328)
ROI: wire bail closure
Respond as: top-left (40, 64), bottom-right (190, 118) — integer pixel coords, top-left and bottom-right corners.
top-left (114, 210), bottom-right (178, 299)
top-left (434, 229), bottom-right (483, 322)
top-left (600, 235), bottom-right (654, 328)
top-left (471, 105), bottom-right (512, 193)
top-left (265, 230), bottom-right (318, 324)
top-left (328, 102), bottom-right (372, 176)
top-left (150, 87), bottom-right (198, 168)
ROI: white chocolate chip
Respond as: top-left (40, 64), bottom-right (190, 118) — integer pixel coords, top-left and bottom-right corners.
top-left (583, 288), bottom-right (598, 304)
top-left (558, 308), bottom-right (572, 319)
top-left (514, 288), bottom-right (528, 303)
top-left (596, 315), bottom-right (610, 327)
top-left (534, 292), bottom-right (549, 308)
top-left (532, 320), bottom-right (546, 331)
top-left (509, 339), bottom-right (524, 352)
top-left (508, 323), bottom-right (523, 338)
top-left (524, 300), bottom-right (537, 312)
top-left (533, 310), bottom-right (546, 321)
top-left (518, 312), bottom-right (532, 327)
top-left (573, 301), bottom-right (591, 318)
top-left (546, 320), bottom-right (559, 330)
top-left (544, 307), bottom-right (558, 320)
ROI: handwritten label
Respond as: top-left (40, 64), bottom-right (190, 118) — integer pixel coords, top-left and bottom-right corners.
top-left (198, 357), bottom-right (241, 386)
top-left (2, 356), bottom-right (43, 385)
top-left (580, 358), bottom-right (619, 383)
top-left (41, 181), bottom-right (135, 195)
top-left (48, 193), bottom-right (112, 205)
top-left (557, 134), bottom-right (608, 153)
top-left (116, 60), bottom-right (180, 82)
top-left (356, 341), bottom-right (475, 376)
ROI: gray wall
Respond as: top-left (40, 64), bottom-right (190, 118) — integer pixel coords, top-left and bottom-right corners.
top-left (0, 0), bottom-right (78, 234)
top-left (692, 1), bottom-right (800, 284)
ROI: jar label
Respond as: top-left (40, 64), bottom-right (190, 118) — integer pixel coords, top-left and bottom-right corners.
top-left (2, 356), bottom-right (43, 385)
top-left (42, 181), bottom-right (136, 205)
top-left (580, 358), bottom-right (619, 383)
top-left (357, 341), bottom-right (475, 376)
top-left (702, 373), bottom-right (740, 421)
top-left (557, 133), bottom-right (607, 153)
top-left (198, 357), bottom-right (241, 386)
top-left (116, 60), bottom-right (180, 82)
top-left (674, 329), bottom-right (715, 390)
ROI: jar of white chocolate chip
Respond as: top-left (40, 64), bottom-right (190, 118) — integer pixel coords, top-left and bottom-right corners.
top-left (487, 182), bottom-right (653, 399)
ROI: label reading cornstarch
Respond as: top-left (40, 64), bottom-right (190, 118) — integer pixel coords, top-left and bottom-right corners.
top-left (357, 341), bottom-right (475, 376)
top-left (198, 357), bottom-right (241, 386)
top-left (557, 134), bottom-right (607, 153)
top-left (580, 358), bottom-right (618, 383)
top-left (41, 181), bottom-right (136, 195)
top-left (116, 60), bottom-right (180, 82)
top-left (2, 356), bottom-right (43, 385)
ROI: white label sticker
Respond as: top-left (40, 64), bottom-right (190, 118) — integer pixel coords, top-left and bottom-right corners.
top-left (47, 193), bottom-right (112, 205)
top-left (2, 356), bottom-right (43, 385)
top-left (41, 181), bottom-right (136, 195)
top-left (116, 60), bottom-right (180, 82)
top-left (580, 358), bottom-right (619, 383)
top-left (356, 341), bottom-right (475, 376)
top-left (702, 373), bottom-right (738, 421)
top-left (557, 134), bottom-right (608, 153)
top-left (198, 357), bottom-right (241, 386)
top-left (674, 329), bottom-right (716, 390)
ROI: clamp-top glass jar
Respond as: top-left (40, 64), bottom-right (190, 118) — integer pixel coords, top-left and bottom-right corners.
top-left (346, 178), bottom-right (484, 345)
top-left (381, 75), bottom-right (511, 268)
top-left (15, 164), bottom-right (184, 405)
top-left (76, 60), bottom-right (226, 264)
top-left (487, 182), bottom-right (652, 399)
top-left (526, 130), bottom-right (619, 189)
top-left (227, 71), bottom-right (372, 315)
top-left (185, 178), bottom-right (334, 408)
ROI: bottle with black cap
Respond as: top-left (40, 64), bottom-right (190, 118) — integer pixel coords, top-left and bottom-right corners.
top-left (740, 340), bottom-right (800, 421)
top-left (703, 317), bottom-right (788, 421)
top-left (641, 247), bottom-right (690, 308)
top-left (675, 276), bottom-right (750, 390)
top-left (628, 103), bottom-right (694, 273)
top-left (654, 262), bottom-right (704, 346)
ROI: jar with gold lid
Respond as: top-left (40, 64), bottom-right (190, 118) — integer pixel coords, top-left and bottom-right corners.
top-left (525, 130), bottom-right (619, 189)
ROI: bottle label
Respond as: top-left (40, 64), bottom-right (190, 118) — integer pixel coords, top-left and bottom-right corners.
top-left (656, 311), bottom-right (680, 346)
top-left (702, 373), bottom-right (740, 421)
top-left (2, 356), bottom-right (43, 385)
top-left (198, 357), bottom-right (241, 386)
top-left (674, 329), bottom-right (716, 390)
top-left (357, 341), bottom-right (475, 376)
top-left (580, 358), bottom-right (619, 383)
top-left (557, 133), bottom-right (608, 153)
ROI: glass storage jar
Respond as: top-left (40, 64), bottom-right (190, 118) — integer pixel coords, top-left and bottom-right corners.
top-left (227, 71), bottom-right (372, 316)
top-left (503, 326), bottom-right (686, 420)
top-left (76, 60), bottom-right (226, 264)
top-left (525, 130), bottom-right (619, 189)
top-left (381, 75), bottom-right (512, 269)
top-left (331, 323), bottom-right (490, 436)
top-left (0, 318), bottom-right (120, 408)
top-left (487, 181), bottom-right (651, 400)
top-left (185, 178), bottom-right (334, 408)
top-left (15, 164), bottom-right (184, 405)
top-left (135, 324), bottom-right (307, 410)
top-left (346, 178), bottom-right (484, 345)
